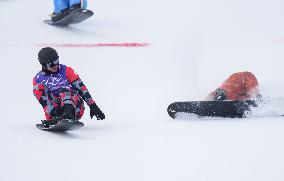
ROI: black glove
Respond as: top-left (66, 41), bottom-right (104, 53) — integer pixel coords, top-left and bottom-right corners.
top-left (213, 88), bottom-right (227, 100)
top-left (89, 104), bottom-right (105, 120)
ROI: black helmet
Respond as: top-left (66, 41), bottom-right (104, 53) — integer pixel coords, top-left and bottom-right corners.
top-left (38, 47), bottom-right (59, 66)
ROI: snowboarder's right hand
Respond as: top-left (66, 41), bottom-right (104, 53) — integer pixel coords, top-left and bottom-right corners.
top-left (89, 104), bottom-right (105, 120)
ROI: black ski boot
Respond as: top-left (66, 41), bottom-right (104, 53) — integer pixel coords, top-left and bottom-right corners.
top-left (41, 119), bottom-right (59, 128)
top-left (41, 107), bottom-right (63, 127)
top-left (51, 8), bottom-right (70, 22)
top-left (62, 104), bottom-right (76, 121)
top-left (69, 3), bottom-right (81, 12)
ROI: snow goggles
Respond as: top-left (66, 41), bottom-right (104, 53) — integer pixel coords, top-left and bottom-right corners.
top-left (46, 58), bottom-right (59, 69)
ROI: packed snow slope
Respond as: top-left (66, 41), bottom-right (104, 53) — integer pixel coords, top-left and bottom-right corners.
top-left (1, 0), bottom-right (284, 181)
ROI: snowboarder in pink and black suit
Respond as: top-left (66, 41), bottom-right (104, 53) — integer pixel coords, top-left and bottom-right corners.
top-left (33, 47), bottom-right (105, 127)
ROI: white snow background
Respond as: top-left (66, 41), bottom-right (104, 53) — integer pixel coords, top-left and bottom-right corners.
top-left (1, 0), bottom-right (284, 180)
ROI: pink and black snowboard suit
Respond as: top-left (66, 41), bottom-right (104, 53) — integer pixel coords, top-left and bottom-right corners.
top-left (33, 64), bottom-right (95, 120)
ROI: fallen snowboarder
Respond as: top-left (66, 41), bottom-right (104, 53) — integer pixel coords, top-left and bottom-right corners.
top-left (167, 71), bottom-right (261, 118)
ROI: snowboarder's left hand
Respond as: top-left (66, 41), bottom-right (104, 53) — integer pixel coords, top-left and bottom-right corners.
top-left (89, 103), bottom-right (105, 120)
top-left (213, 88), bottom-right (227, 100)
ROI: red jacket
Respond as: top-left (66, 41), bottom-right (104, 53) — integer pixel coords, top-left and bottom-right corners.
top-left (207, 71), bottom-right (259, 100)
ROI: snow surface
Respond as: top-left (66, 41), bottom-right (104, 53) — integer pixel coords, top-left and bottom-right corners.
top-left (1, 0), bottom-right (284, 180)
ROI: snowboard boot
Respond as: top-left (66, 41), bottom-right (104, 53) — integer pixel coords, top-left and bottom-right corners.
top-left (62, 104), bottom-right (76, 121)
top-left (51, 8), bottom-right (70, 22)
top-left (69, 3), bottom-right (81, 13)
top-left (42, 119), bottom-right (59, 128)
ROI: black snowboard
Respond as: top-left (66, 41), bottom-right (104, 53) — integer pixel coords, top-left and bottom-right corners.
top-left (167, 100), bottom-right (257, 119)
top-left (36, 119), bottom-right (84, 132)
top-left (44, 9), bottom-right (94, 26)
